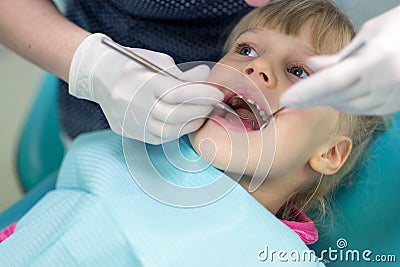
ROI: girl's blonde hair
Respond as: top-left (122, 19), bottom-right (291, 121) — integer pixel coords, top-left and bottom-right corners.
top-left (224, 0), bottom-right (354, 55)
top-left (224, 0), bottom-right (386, 220)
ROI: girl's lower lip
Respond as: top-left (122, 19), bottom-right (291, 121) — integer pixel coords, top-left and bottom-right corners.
top-left (209, 110), bottom-right (256, 132)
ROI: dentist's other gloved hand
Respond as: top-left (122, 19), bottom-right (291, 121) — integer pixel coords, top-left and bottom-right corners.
top-left (69, 33), bottom-right (223, 144)
top-left (280, 5), bottom-right (400, 115)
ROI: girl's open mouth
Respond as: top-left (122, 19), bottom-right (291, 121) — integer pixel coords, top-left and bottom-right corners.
top-left (211, 93), bottom-right (270, 131)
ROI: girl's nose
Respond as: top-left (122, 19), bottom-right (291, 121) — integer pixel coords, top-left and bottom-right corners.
top-left (243, 59), bottom-right (276, 89)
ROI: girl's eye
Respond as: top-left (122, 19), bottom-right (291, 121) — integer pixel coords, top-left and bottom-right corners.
top-left (287, 65), bottom-right (309, 79)
top-left (233, 43), bottom-right (259, 58)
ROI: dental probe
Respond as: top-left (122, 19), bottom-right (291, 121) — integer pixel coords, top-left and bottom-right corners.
top-left (259, 41), bottom-right (367, 130)
top-left (259, 106), bottom-right (286, 130)
top-left (101, 37), bottom-right (255, 127)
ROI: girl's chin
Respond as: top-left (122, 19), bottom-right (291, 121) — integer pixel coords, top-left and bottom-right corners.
top-left (189, 122), bottom-right (273, 174)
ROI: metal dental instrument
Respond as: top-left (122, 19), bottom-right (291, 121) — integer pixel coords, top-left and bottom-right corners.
top-left (101, 37), bottom-right (256, 127)
top-left (259, 106), bottom-right (286, 130)
top-left (258, 41), bottom-right (367, 130)
top-left (102, 37), bottom-right (182, 80)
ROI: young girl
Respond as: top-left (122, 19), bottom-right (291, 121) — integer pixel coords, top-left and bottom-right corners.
top-left (190, 0), bottom-right (381, 240)
top-left (0, 0), bottom-right (383, 265)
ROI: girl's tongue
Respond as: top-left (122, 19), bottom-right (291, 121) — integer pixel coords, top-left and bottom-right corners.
top-left (225, 96), bottom-right (261, 130)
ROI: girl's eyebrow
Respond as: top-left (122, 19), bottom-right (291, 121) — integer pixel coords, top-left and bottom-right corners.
top-left (300, 47), bottom-right (317, 57)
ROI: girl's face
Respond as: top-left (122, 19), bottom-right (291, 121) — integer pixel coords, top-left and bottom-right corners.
top-left (189, 24), bottom-right (342, 212)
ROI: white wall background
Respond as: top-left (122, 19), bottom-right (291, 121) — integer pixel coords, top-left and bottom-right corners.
top-left (334, 0), bottom-right (399, 31)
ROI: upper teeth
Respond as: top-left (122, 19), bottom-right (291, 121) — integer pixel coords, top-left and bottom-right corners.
top-left (245, 97), bottom-right (269, 122)
top-left (246, 98), bottom-right (255, 105)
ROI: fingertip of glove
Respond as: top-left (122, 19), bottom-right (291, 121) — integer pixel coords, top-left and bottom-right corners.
top-left (181, 64), bottom-right (211, 81)
top-left (307, 54), bottom-right (339, 71)
top-left (212, 86), bottom-right (225, 101)
top-left (197, 83), bottom-right (224, 102)
top-left (280, 90), bottom-right (302, 110)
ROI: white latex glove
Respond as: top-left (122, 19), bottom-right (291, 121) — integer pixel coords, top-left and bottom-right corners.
top-left (69, 33), bottom-right (223, 144)
top-left (280, 4), bottom-right (400, 115)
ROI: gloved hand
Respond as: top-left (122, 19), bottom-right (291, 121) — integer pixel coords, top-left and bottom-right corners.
top-left (69, 33), bottom-right (223, 144)
top-left (280, 5), bottom-right (400, 115)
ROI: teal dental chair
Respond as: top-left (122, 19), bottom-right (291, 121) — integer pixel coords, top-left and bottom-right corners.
top-left (310, 113), bottom-right (400, 266)
top-left (0, 73), bottom-right (399, 266)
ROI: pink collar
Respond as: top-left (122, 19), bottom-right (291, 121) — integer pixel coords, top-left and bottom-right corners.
top-left (279, 208), bottom-right (318, 245)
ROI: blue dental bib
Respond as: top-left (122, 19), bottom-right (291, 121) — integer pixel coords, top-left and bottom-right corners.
top-left (0, 130), bottom-right (324, 267)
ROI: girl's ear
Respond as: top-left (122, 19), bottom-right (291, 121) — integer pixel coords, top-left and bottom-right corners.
top-left (309, 136), bottom-right (353, 175)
